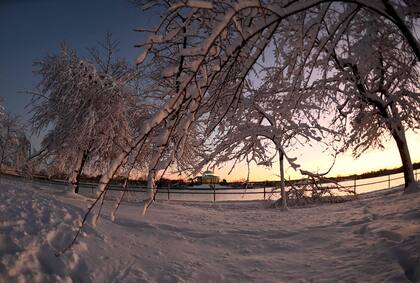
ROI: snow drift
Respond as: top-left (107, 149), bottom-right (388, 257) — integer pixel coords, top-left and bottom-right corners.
top-left (1, 177), bottom-right (419, 282)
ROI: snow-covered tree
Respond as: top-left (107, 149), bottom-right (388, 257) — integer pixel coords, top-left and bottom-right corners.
top-left (130, 0), bottom-right (419, 193)
top-left (54, 1), bottom-right (420, 252)
top-left (189, 64), bottom-right (340, 208)
top-left (30, 37), bottom-right (140, 193)
top-left (0, 99), bottom-right (30, 173)
top-left (86, 0), bottom-right (419, 211)
top-left (327, 12), bottom-right (419, 191)
top-left (269, 8), bottom-right (419, 190)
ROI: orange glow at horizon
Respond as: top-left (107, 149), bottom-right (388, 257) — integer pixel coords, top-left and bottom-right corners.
top-left (209, 130), bottom-right (420, 182)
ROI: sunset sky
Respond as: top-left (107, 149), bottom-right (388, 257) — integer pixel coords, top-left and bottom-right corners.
top-left (212, 130), bottom-right (420, 182)
top-left (1, 0), bottom-right (418, 182)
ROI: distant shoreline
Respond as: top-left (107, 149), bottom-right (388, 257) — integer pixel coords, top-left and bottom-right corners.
top-left (1, 161), bottom-right (419, 188)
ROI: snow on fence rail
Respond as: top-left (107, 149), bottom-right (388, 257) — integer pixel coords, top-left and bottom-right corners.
top-left (1, 169), bottom-right (419, 202)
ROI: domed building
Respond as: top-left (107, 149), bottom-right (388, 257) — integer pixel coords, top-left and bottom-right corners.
top-left (195, 170), bottom-right (219, 185)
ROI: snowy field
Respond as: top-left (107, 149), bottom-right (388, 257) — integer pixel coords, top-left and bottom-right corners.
top-left (1, 178), bottom-right (420, 282)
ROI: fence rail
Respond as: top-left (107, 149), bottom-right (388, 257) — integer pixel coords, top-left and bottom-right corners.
top-left (1, 169), bottom-right (419, 202)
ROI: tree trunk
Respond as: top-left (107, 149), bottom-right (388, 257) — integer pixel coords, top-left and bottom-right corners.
top-left (95, 150), bottom-right (127, 198)
top-left (391, 127), bottom-right (418, 193)
top-left (75, 151), bottom-right (89, 194)
top-left (148, 168), bottom-right (157, 200)
top-left (279, 149), bottom-right (288, 210)
top-left (142, 168), bottom-right (156, 215)
top-left (69, 151), bottom-right (88, 194)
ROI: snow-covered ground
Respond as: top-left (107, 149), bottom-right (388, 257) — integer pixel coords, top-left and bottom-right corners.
top-left (1, 177), bottom-right (419, 282)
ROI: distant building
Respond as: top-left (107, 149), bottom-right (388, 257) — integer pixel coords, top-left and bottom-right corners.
top-left (195, 170), bottom-right (219, 184)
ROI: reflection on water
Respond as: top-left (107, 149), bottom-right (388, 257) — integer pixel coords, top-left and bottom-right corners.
top-left (1, 169), bottom-right (418, 202)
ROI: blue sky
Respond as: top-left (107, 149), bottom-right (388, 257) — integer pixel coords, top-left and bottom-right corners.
top-left (0, 0), bottom-right (158, 147)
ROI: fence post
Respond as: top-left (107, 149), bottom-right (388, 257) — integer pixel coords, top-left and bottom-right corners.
top-left (167, 183), bottom-right (170, 200)
top-left (213, 185), bottom-right (216, 202)
top-left (263, 184), bottom-right (266, 200)
top-left (353, 178), bottom-right (356, 194)
top-left (388, 174), bottom-right (390, 189)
